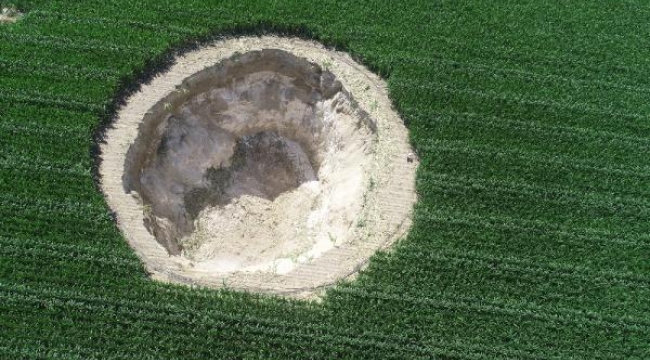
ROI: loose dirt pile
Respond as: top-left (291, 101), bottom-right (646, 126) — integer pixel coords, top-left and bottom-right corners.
top-left (100, 37), bottom-right (418, 298)
top-left (0, 7), bottom-right (22, 23)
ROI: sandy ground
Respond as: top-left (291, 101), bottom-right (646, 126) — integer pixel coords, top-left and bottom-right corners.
top-left (0, 7), bottom-right (22, 23)
top-left (99, 36), bottom-right (418, 299)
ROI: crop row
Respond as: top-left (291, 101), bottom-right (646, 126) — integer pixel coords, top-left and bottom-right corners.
top-left (0, 285), bottom-right (451, 360)
top-left (327, 286), bottom-right (649, 359)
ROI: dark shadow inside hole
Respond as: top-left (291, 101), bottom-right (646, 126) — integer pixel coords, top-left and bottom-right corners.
top-left (183, 131), bottom-right (318, 219)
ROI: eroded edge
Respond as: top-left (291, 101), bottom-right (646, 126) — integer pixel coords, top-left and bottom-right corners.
top-left (99, 36), bottom-right (419, 299)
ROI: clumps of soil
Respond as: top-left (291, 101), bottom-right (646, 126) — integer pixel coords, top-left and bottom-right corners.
top-left (0, 6), bottom-right (23, 23)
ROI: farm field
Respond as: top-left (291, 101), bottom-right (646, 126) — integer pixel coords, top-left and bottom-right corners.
top-left (2, 0), bottom-right (650, 358)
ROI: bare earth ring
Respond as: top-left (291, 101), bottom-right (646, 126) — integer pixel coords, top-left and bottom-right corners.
top-left (99, 36), bottom-right (418, 298)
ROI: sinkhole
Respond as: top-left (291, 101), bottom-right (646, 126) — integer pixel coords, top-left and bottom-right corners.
top-left (100, 37), bottom-right (417, 297)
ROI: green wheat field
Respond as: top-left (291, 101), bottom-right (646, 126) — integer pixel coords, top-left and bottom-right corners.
top-left (2, 1), bottom-right (649, 358)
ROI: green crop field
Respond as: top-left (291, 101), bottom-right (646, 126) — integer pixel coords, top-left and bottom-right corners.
top-left (2, 0), bottom-right (650, 358)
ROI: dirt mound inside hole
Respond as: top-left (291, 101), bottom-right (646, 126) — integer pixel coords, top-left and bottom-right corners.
top-left (100, 37), bottom-right (418, 298)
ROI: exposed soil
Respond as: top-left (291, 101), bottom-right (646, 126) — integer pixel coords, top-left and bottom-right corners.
top-left (0, 7), bottom-right (22, 23)
top-left (123, 50), bottom-right (373, 262)
top-left (100, 37), bottom-right (418, 298)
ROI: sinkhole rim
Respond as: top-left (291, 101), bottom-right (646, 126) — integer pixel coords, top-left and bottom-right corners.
top-left (99, 36), bottom-right (418, 299)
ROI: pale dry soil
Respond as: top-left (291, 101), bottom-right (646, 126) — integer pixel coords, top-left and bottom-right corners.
top-left (0, 7), bottom-right (22, 23)
top-left (100, 37), bottom-right (418, 298)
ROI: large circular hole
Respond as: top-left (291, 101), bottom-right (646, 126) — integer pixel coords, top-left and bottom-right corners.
top-left (124, 49), bottom-right (375, 270)
top-left (100, 37), bottom-right (417, 297)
